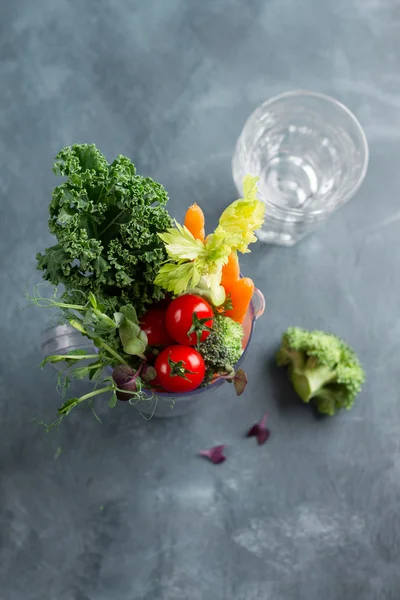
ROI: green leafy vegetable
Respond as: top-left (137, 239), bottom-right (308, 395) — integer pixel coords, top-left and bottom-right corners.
top-left (28, 287), bottom-right (155, 429)
top-left (276, 327), bottom-right (366, 416)
top-left (29, 287), bottom-right (149, 363)
top-left (108, 392), bottom-right (118, 408)
top-left (217, 174), bottom-right (265, 253)
top-left (114, 304), bottom-right (148, 357)
top-left (154, 175), bottom-right (265, 305)
top-left (36, 144), bottom-right (172, 316)
top-left (40, 350), bottom-right (98, 368)
top-left (154, 261), bottom-right (201, 297)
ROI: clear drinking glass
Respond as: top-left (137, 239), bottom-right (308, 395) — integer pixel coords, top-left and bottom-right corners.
top-left (232, 91), bottom-right (369, 246)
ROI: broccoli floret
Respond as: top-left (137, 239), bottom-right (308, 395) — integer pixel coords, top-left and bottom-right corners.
top-left (200, 314), bottom-right (244, 381)
top-left (276, 327), bottom-right (365, 416)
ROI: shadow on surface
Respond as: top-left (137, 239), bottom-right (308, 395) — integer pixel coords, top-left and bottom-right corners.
top-left (267, 353), bottom-right (328, 422)
top-left (267, 353), bottom-right (301, 413)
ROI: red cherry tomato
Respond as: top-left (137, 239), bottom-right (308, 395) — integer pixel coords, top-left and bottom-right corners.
top-left (151, 294), bottom-right (172, 310)
top-left (140, 309), bottom-right (174, 347)
top-left (149, 373), bottom-right (167, 392)
top-left (155, 345), bottom-right (205, 393)
top-left (165, 294), bottom-right (213, 346)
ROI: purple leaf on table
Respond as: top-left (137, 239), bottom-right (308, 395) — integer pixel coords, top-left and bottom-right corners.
top-left (246, 413), bottom-right (270, 445)
top-left (199, 444), bottom-right (226, 464)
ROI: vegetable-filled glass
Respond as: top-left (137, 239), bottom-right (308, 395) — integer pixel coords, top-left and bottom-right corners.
top-left (41, 288), bottom-right (265, 418)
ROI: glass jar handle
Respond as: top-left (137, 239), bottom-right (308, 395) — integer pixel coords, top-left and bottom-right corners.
top-left (252, 288), bottom-right (265, 320)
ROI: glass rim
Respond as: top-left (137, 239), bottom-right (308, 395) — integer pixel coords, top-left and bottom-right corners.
top-left (234, 89), bottom-right (369, 218)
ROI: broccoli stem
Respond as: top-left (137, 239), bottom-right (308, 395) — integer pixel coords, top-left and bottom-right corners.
top-left (290, 364), bottom-right (336, 402)
top-left (311, 388), bottom-right (337, 416)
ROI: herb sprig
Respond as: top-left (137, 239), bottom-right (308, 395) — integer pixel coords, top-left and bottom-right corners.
top-left (28, 286), bottom-right (152, 429)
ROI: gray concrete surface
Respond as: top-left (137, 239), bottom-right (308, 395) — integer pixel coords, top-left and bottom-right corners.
top-left (1, 0), bottom-right (400, 598)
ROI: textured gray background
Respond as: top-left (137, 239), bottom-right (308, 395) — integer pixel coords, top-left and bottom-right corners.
top-left (1, 0), bottom-right (399, 599)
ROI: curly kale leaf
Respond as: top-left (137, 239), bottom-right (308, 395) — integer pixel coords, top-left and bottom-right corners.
top-left (36, 144), bottom-right (172, 315)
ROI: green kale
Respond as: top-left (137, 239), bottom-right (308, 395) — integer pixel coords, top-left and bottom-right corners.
top-left (200, 314), bottom-right (244, 381)
top-left (36, 144), bottom-right (172, 316)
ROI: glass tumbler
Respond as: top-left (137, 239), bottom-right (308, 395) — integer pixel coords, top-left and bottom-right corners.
top-left (232, 91), bottom-right (369, 246)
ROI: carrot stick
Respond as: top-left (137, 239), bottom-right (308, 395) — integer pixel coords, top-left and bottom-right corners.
top-left (224, 277), bottom-right (255, 323)
top-left (184, 203), bottom-right (205, 241)
top-left (221, 252), bottom-right (240, 286)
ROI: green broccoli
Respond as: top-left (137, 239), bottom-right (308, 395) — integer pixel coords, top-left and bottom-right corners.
top-left (200, 314), bottom-right (244, 381)
top-left (276, 327), bottom-right (365, 416)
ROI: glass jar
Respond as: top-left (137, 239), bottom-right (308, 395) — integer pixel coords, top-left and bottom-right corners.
top-left (41, 288), bottom-right (265, 418)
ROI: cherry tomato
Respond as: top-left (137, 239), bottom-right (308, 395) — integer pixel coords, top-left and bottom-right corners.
top-left (151, 293), bottom-right (172, 310)
top-left (166, 294), bottom-right (213, 346)
top-left (140, 309), bottom-right (174, 347)
top-left (155, 345), bottom-right (205, 393)
top-left (150, 373), bottom-right (163, 388)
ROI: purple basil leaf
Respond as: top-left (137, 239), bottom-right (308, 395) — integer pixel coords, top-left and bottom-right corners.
top-left (256, 428), bottom-right (270, 444)
top-left (112, 365), bottom-right (136, 387)
top-left (233, 369), bottom-right (248, 396)
top-left (246, 424), bottom-right (259, 437)
top-left (246, 413), bottom-right (270, 445)
top-left (112, 364), bottom-right (141, 401)
top-left (199, 444), bottom-right (226, 464)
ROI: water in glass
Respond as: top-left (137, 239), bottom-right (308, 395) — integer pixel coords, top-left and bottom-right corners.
top-left (232, 91), bottom-right (369, 246)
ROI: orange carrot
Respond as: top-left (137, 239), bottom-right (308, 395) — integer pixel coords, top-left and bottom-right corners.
top-left (221, 252), bottom-right (240, 286)
top-left (184, 203), bottom-right (205, 241)
top-left (224, 277), bottom-right (255, 323)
